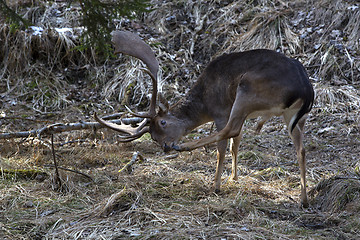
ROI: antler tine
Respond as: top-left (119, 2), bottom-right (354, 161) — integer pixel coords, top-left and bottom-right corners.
top-left (124, 105), bottom-right (146, 118)
top-left (111, 30), bottom-right (159, 117)
top-left (117, 127), bottom-right (150, 142)
top-left (94, 113), bottom-right (149, 140)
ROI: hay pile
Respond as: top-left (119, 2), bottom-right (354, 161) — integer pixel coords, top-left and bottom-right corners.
top-left (310, 176), bottom-right (360, 213)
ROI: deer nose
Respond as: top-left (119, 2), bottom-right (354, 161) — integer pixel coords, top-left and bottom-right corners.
top-left (163, 143), bottom-right (172, 152)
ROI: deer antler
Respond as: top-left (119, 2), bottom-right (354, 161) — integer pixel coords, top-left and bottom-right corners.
top-left (111, 30), bottom-right (159, 117)
top-left (94, 30), bottom-right (159, 141)
top-left (94, 113), bottom-right (149, 142)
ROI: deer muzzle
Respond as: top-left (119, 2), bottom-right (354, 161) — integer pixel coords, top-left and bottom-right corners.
top-left (163, 143), bottom-right (173, 152)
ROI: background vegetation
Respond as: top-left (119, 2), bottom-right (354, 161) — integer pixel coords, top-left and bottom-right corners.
top-left (1, 0), bottom-right (359, 239)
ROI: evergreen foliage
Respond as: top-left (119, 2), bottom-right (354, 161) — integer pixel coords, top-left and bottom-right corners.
top-left (0, 0), bottom-right (151, 55)
top-left (78, 0), bottom-right (151, 55)
top-left (0, 0), bottom-right (30, 29)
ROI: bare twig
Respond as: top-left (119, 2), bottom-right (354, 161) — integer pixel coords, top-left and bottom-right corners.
top-left (333, 176), bottom-right (360, 181)
top-left (158, 153), bottom-right (179, 161)
top-left (51, 133), bottom-right (62, 190)
top-left (118, 151), bottom-right (144, 174)
top-left (0, 116), bottom-right (50, 123)
top-left (44, 164), bottom-right (94, 182)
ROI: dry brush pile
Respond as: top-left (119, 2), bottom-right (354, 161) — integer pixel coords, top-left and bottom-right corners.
top-left (1, 0), bottom-right (360, 239)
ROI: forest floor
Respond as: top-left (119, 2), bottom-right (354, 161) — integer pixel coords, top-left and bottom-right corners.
top-left (1, 102), bottom-right (360, 239)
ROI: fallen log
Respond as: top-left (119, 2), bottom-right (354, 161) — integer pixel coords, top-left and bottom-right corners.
top-left (0, 117), bottom-right (144, 140)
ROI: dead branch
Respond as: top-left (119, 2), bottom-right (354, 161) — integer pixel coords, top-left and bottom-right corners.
top-left (0, 117), bottom-right (144, 140)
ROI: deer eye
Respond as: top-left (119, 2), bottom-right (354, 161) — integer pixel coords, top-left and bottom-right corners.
top-left (160, 120), bottom-right (166, 126)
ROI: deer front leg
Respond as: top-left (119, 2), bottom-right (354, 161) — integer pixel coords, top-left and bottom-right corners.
top-left (173, 94), bottom-right (248, 152)
top-left (173, 114), bottom-right (246, 152)
top-left (172, 130), bottom-right (224, 151)
top-left (213, 139), bottom-right (228, 193)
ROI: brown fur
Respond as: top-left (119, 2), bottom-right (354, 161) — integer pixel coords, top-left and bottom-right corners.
top-left (149, 50), bottom-right (314, 207)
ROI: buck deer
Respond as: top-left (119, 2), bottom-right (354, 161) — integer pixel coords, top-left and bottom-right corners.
top-left (95, 31), bottom-right (314, 207)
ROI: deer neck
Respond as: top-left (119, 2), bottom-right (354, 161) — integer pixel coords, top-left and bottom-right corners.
top-left (170, 86), bottom-right (211, 134)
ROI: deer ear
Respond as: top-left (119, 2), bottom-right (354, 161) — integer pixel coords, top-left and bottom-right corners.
top-left (158, 93), bottom-right (169, 114)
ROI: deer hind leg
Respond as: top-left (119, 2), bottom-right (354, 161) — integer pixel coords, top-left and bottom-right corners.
top-left (255, 115), bottom-right (271, 133)
top-left (283, 112), bottom-right (309, 208)
top-left (214, 139), bottom-right (228, 193)
top-left (229, 135), bottom-right (242, 181)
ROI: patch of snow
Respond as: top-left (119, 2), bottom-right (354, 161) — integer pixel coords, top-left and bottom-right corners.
top-left (55, 27), bottom-right (74, 37)
top-left (29, 26), bottom-right (44, 36)
top-left (27, 26), bottom-right (82, 38)
top-left (348, 5), bottom-right (359, 11)
top-left (55, 27), bottom-right (73, 33)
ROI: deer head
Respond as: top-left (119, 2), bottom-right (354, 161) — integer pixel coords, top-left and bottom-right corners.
top-left (94, 31), bottom-right (186, 150)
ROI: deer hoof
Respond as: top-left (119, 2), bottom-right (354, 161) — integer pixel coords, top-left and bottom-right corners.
top-left (163, 144), bottom-right (172, 152)
top-left (229, 175), bottom-right (238, 181)
top-left (301, 200), bottom-right (309, 209)
top-left (172, 145), bottom-right (181, 151)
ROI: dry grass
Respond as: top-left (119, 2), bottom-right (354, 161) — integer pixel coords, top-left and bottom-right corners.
top-left (1, 0), bottom-right (360, 239)
top-left (1, 128), bottom-right (359, 239)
